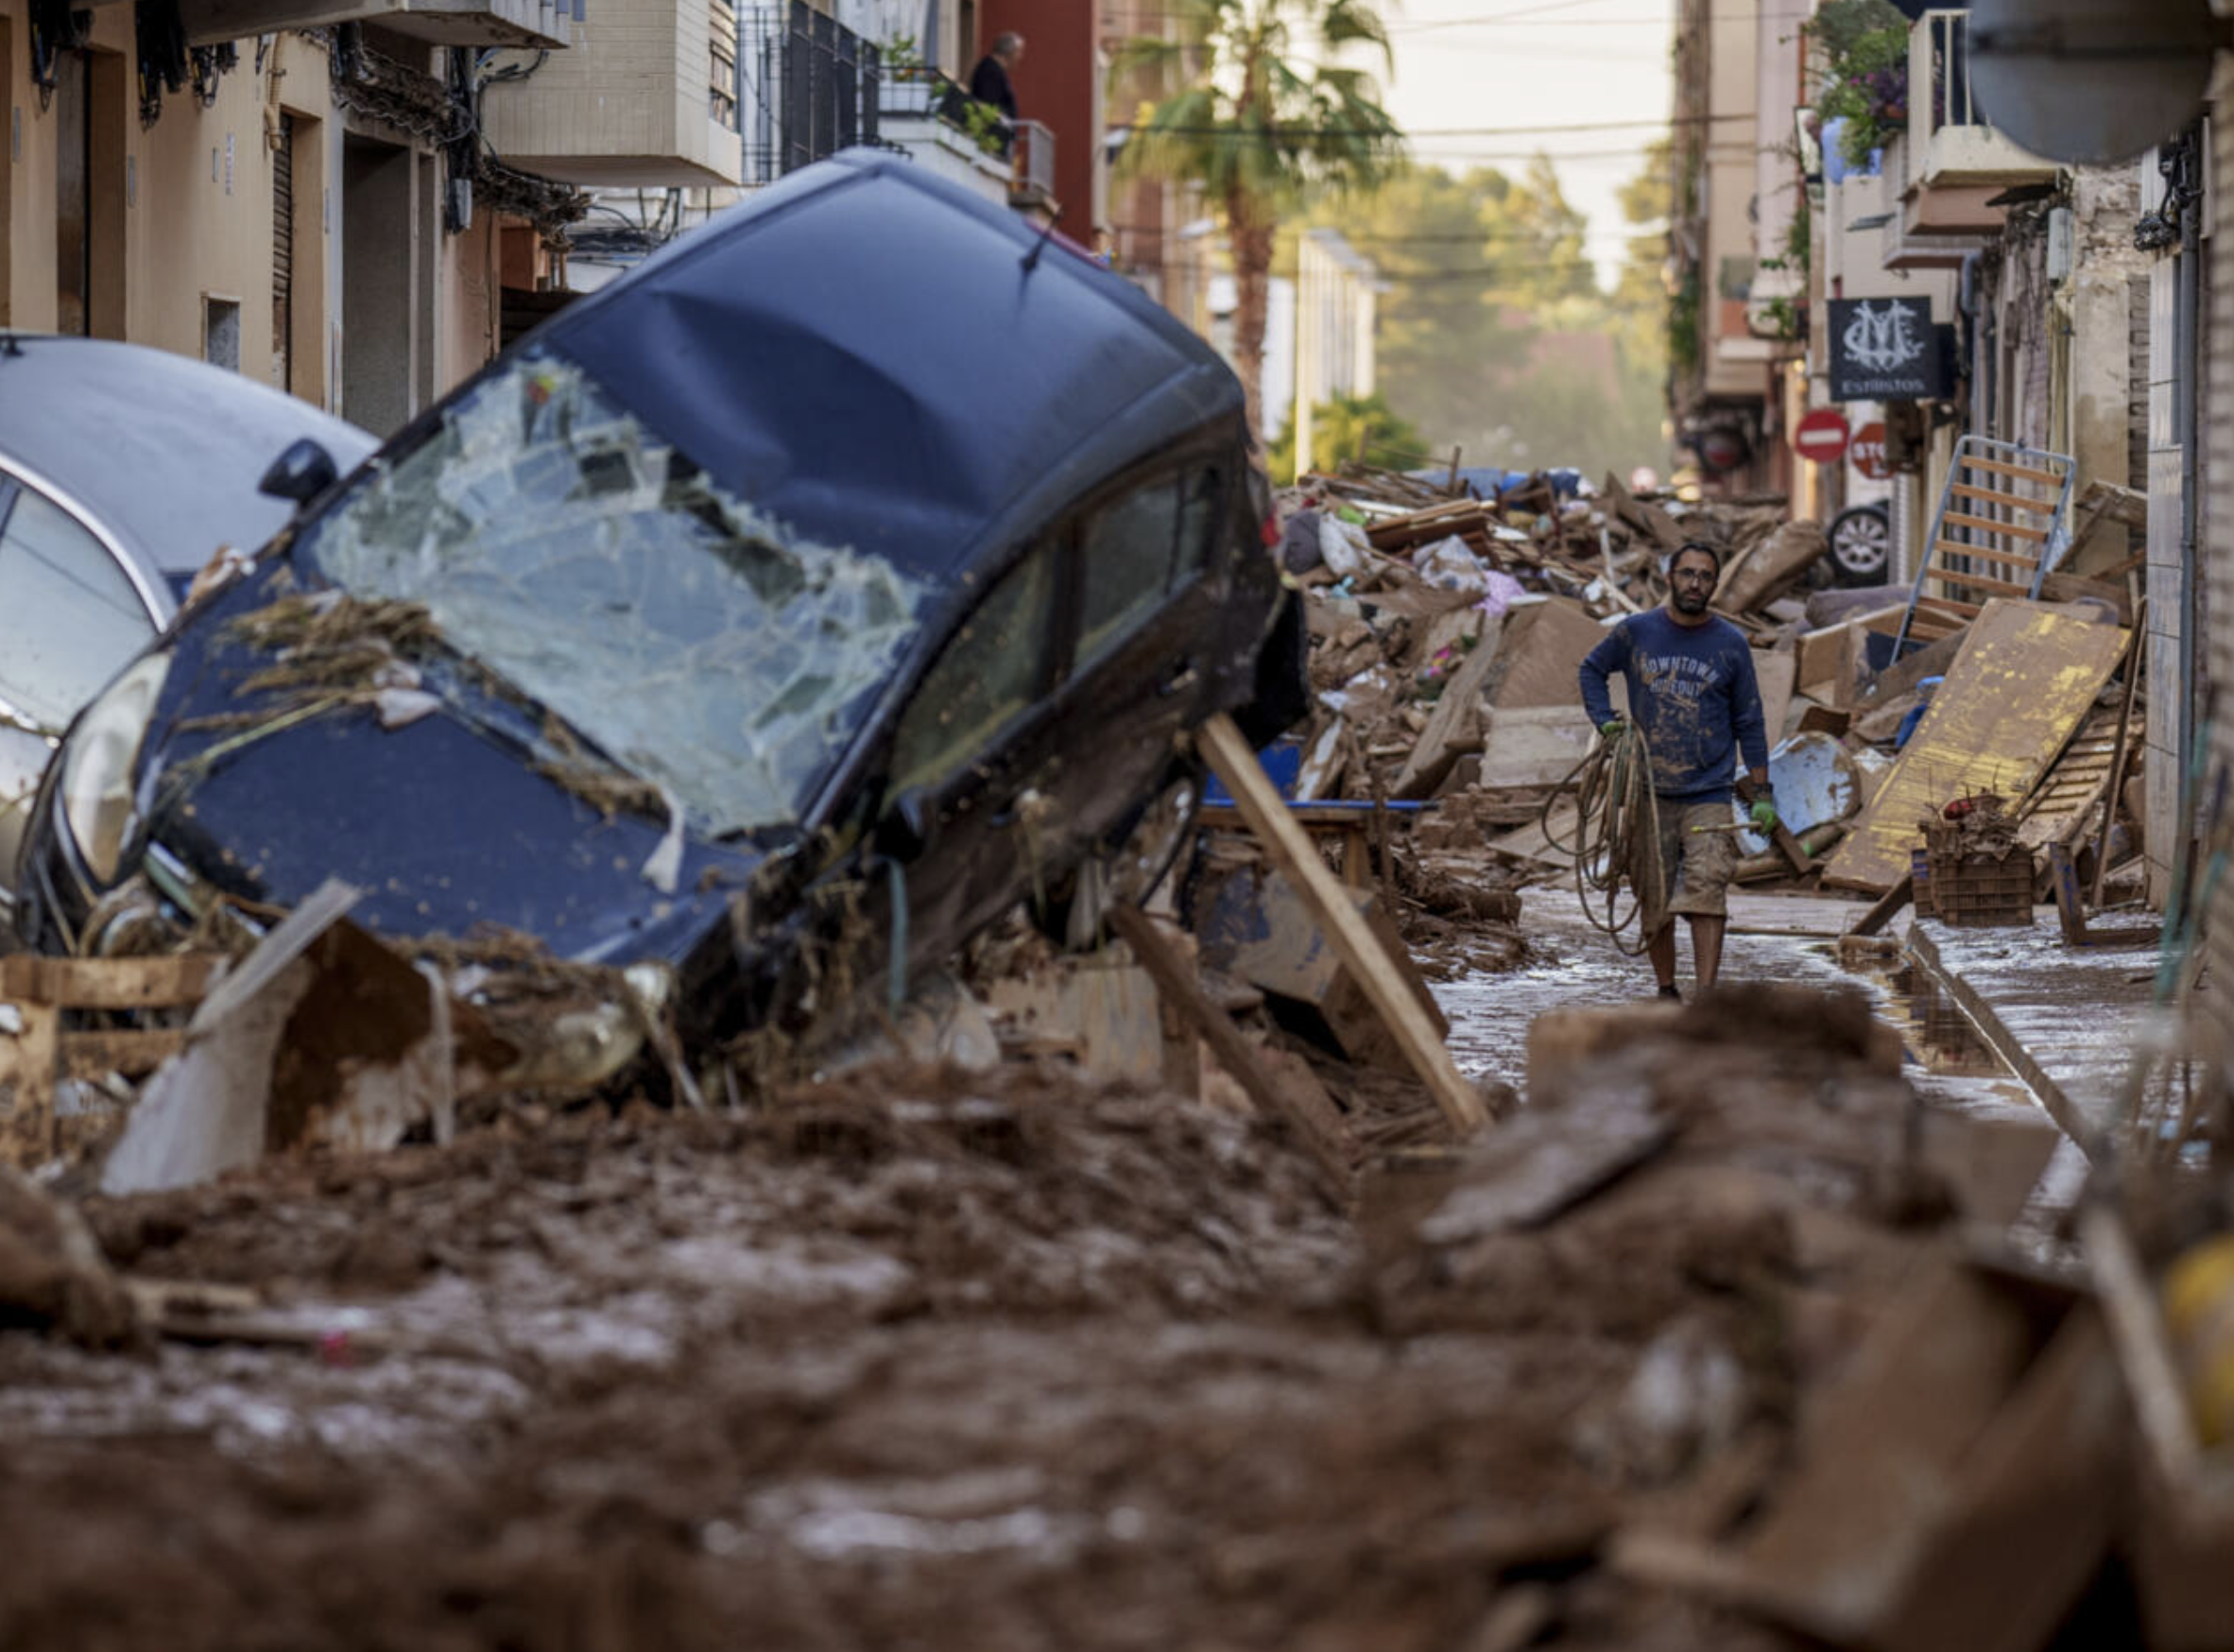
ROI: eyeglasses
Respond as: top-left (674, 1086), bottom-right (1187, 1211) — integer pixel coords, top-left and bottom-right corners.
top-left (1671, 568), bottom-right (1717, 585)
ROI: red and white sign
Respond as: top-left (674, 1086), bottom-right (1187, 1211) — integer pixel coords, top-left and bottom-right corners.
top-left (1793, 407), bottom-right (1851, 465)
top-left (1850, 421), bottom-right (1890, 481)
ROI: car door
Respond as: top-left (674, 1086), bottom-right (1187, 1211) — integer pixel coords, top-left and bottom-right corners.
top-left (0, 476), bottom-right (162, 884)
top-left (1037, 456), bottom-right (1234, 856)
top-left (882, 530), bottom-right (1077, 977)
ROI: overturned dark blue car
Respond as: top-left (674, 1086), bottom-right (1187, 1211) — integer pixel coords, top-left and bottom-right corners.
top-left (16, 151), bottom-right (1299, 1050)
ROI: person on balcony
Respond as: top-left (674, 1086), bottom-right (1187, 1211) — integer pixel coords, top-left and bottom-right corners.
top-left (969, 31), bottom-right (1023, 154)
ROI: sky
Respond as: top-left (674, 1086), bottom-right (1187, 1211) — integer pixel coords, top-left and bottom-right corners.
top-left (1376, 0), bottom-right (1681, 284)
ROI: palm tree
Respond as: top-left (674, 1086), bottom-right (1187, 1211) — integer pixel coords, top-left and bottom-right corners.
top-left (1112, 0), bottom-right (1403, 439)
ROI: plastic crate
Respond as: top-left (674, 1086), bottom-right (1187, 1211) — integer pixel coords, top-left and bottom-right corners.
top-left (1910, 847), bottom-right (1939, 921)
top-left (1927, 849), bottom-right (2035, 928)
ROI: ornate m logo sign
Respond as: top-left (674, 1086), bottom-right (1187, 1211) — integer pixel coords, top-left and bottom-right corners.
top-left (1827, 297), bottom-right (1944, 402)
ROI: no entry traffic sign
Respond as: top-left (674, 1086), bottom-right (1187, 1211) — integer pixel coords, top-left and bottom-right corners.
top-left (1793, 407), bottom-right (1851, 465)
top-left (1850, 421), bottom-right (1890, 480)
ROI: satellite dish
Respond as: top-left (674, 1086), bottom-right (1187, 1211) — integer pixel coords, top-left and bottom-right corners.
top-left (1970, 0), bottom-right (2223, 166)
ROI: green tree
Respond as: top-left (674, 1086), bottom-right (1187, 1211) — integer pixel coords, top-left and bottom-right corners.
top-left (1268, 389), bottom-right (1426, 483)
top-left (1113, 0), bottom-right (1404, 439)
top-left (1286, 160), bottom-right (1608, 473)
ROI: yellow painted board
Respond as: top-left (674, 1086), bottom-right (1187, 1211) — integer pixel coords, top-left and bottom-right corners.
top-left (1822, 600), bottom-right (2130, 893)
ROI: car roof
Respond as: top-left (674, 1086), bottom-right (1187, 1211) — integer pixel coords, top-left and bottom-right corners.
top-left (0, 336), bottom-right (379, 587)
top-left (536, 150), bottom-right (1246, 590)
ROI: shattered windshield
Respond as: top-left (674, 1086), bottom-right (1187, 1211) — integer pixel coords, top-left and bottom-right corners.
top-left (297, 352), bottom-right (928, 835)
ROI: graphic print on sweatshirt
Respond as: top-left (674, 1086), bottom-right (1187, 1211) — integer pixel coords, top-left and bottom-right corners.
top-left (1577, 610), bottom-right (1768, 803)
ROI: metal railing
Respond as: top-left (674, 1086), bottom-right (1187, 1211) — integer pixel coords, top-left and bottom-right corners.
top-left (1010, 119), bottom-right (1055, 202)
top-left (1919, 9), bottom-right (1977, 135)
top-left (741, 1), bottom-right (882, 184)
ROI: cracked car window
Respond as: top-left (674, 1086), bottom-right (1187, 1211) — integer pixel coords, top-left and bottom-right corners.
top-left (889, 542), bottom-right (1057, 795)
top-left (296, 352), bottom-right (928, 836)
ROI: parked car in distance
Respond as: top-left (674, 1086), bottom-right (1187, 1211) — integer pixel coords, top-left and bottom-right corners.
top-left (1825, 501), bottom-right (1894, 588)
top-left (16, 152), bottom-right (1298, 1057)
top-left (0, 336), bottom-right (377, 898)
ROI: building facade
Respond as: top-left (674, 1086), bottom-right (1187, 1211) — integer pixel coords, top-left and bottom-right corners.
top-left (1677, 1), bottom-right (2214, 920)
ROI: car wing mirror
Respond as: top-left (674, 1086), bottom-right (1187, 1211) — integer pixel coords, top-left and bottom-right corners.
top-left (874, 785), bottom-right (933, 863)
top-left (258, 438), bottom-right (339, 507)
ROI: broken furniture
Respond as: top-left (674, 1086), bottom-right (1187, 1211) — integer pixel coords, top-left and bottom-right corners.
top-left (0, 955), bottom-right (227, 1168)
top-left (1893, 436), bottom-right (2076, 659)
top-left (1198, 798), bottom-right (1431, 893)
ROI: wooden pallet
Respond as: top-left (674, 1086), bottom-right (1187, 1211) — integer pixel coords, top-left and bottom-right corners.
top-left (0, 955), bottom-right (227, 1166)
top-left (2017, 705), bottom-right (2141, 859)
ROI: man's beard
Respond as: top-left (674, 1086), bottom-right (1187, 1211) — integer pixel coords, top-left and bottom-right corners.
top-left (1674, 588), bottom-right (1710, 615)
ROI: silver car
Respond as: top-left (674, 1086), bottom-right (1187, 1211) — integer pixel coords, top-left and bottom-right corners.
top-left (0, 336), bottom-right (376, 892)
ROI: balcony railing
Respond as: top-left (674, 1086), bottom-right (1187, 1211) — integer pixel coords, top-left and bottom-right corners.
top-left (1010, 118), bottom-right (1055, 209)
top-left (742, 1), bottom-right (883, 185)
top-left (1907, 9), bottom-right (2055, 190)
top-left (180, 0), bottom-right (564, 48)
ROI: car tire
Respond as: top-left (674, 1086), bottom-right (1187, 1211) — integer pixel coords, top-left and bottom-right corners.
top-left (1826, 504), bottom-right (1893, 588)
top-left (1034, 768), bottom-right (1204, 951)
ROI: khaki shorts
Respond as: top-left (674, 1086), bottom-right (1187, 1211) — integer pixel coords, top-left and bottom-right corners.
top-left (1650, 798), bottom-right (1738, 931)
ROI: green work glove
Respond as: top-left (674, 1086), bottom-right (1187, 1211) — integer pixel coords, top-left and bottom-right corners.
top-left (1749, 798), bottom-right (1779, 834)
top-left (1598, 719), bottom-right (1626, 742)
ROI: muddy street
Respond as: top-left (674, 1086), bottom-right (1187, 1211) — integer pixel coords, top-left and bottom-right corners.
top-left (0, 902), bottom-right (2097, 1652)
top-left (1, 55), bottom-right (2228, 1641)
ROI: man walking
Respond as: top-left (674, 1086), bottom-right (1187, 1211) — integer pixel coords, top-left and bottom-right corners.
top-left (1578, 540), bottom-right (1776, 999)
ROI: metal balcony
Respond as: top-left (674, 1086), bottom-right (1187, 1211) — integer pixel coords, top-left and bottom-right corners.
top-left (180, 0), bottom-right (565, 48)
top-left (1907, 9), bottom-right (2057, 191)
top-left (1009, 119), bottom-right (1055, 212)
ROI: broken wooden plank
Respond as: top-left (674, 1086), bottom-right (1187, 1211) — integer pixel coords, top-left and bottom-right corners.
top-left (1393, 635), bottom-right (1499, 800)
top-left (1199, 713), bottom-right (1487, 1134)
top-left (0, 955), bottom-right (227, 1010)
top-left (1107, 904), bottom-right (1354, 1191)
top-left (2093, 608), bottom-right (2146, 907)
top-left (1847, 875), bottom-right (1915, 938)
top-left (1824, 600), bottom-right (2129, 893)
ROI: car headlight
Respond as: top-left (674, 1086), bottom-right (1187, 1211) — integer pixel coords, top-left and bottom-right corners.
top-left (60, 651), bottom-right (172, 885)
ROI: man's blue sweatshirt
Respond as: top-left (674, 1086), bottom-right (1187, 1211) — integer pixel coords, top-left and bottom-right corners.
top-left (1578, 608), bottom-right (1769, 802)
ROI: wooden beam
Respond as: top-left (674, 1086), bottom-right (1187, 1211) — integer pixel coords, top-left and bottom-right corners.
top-left (1963, 455), bottom-right (2068, 488)
top-left (1106, 904), bottom-right (1355, 1191)
top-left (1393, 635), bottom-right (1500, 800)
top-left (1930, 541), bottom-right (2040, 571)
top-left (1198, 713), bottom-right (1488, 1133)
top-left (1949, 482), bottom-right (2059, 516)
top-left (1942, 511), bottom-right (2051, 542)
top-left (0, 955), bottom-right (227, 1009)
top-left (2091, 606), bottom-right (2145, 907)
top-left (1847, 874), bottom-right (1915, 938)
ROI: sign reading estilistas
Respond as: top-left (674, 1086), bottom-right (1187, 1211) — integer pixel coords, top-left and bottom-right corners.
top-left (1826, 298), bottom-right (1942, 403)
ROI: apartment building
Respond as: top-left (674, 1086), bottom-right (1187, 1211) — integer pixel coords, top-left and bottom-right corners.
top-left (1676, 0), bottom-right (2216, 919)
top-left (1666, 0), bottom-right (1795, 496)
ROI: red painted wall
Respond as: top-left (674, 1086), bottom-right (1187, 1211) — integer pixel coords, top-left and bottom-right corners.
top-left (977, 0), bottom-right (1102, 244)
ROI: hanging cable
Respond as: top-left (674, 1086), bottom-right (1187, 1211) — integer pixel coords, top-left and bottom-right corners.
top-left (1542, 723), bottom-right (1664, 957)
